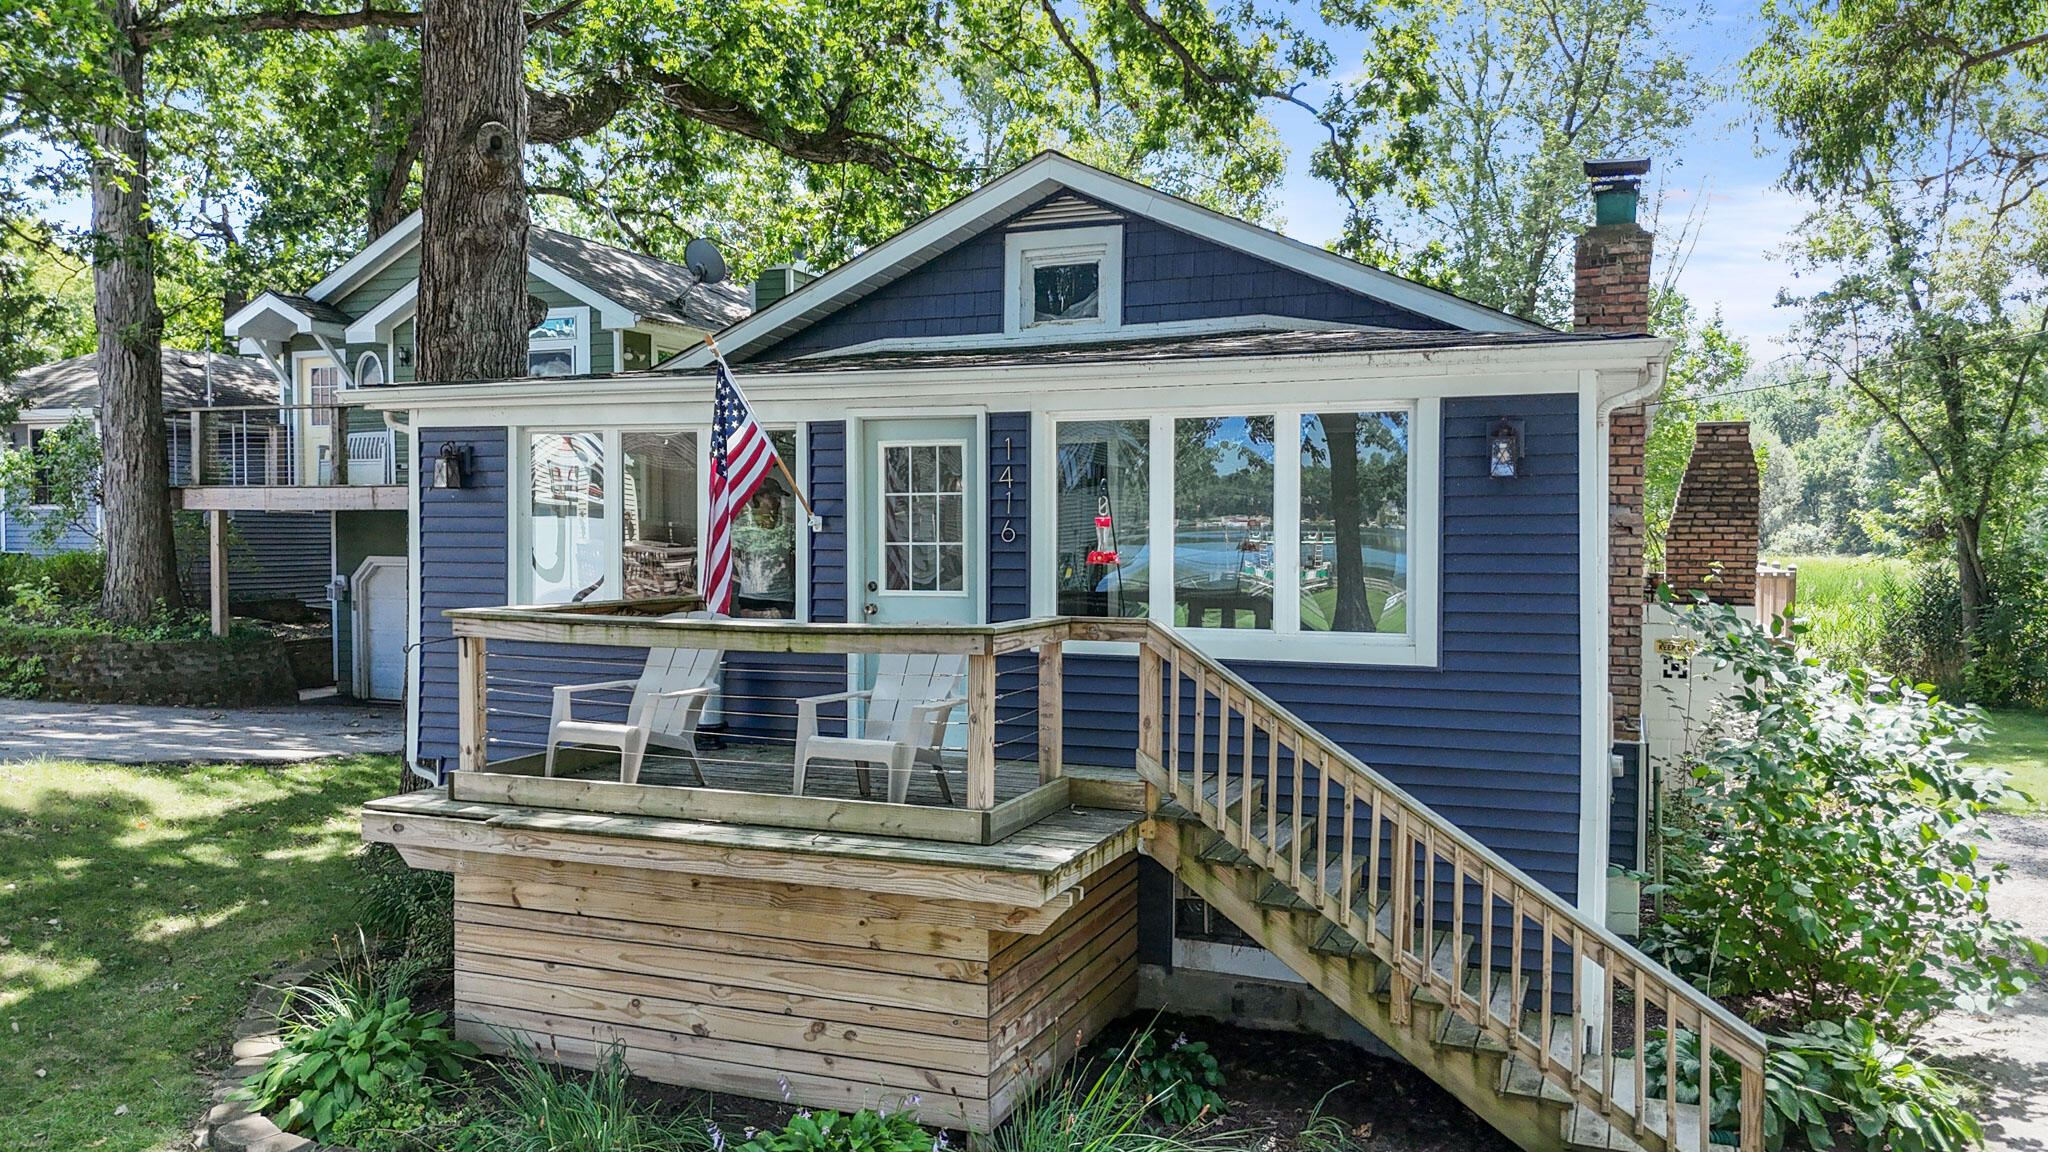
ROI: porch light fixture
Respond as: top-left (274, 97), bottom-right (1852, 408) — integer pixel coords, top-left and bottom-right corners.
top-left (434, 441), bottom-right (476, 489)
top-left (1488, 418), bottom-right (1524, 479)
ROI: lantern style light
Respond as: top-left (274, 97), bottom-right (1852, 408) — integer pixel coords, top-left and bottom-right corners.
top-left (1489, 418), bottom-right (1524, 479)
top-left (434, 441), bottom-right (476, 489)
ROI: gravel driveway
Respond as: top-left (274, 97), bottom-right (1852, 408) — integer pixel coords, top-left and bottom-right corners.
top-left (0, 698), bottom-right (402, 765)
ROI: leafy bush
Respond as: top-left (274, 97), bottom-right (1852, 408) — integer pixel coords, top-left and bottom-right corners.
top-left (1767, 1020), bottom-right (1983, 1152)
top-left (1128, 1030), bottom-right (1227, 1128)
top-left (1965, 548), bottom-right (2048, 708)
top-left (326, 1078), bottom-right (489, 1152)
top-left (0, 550), bottom-right (105, 610)
top-left (1647, 597), bottom-right (2044, 1036)
top-left (0, 651), bottom-right (44, 698)
top-left (485, 1037), bottom-right (712, 1152)
top-left (354, 842), bottom-right (455, 996)
top-left (735, 1106), bottom-right (932, 1152)
top-left (242, 977), bottom-right (476, 1140)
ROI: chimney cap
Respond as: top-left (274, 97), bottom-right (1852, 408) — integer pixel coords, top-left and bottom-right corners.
top-left (1583, 158), bottom-right (1652, 180)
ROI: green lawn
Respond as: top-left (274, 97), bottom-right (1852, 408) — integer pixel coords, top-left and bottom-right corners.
top-left (1975, 708), bottom-right (2048, 814)
top-left (0, 756), bottom-right (395, 1152)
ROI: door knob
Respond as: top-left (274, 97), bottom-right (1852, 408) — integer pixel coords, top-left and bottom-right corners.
top-left (866, 580), bottom-right (879, 593)
top-left (863, 603), bottom-right (879, 617)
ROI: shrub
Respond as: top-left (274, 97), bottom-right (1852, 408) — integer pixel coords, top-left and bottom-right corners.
top-left (735, 1106), bottom-right (932, 1152)
top-left (1647, 596), bottom-right (2044, 1036)
top-left (242, 976), bottom-right (476, 1140)
top-left (1766, 1019), bottom-right (1982, 1152)
top-left (354, 842), bottom-right (455, 996)
top-left (326, 1078), bottom-right (489, 1152)
top-left (486, 1037), bottom-right (712, 1152)
top-left (1127, 1030), bottom-right (1227, 1128)
top-left (0, 550), bottom-right (104, 610)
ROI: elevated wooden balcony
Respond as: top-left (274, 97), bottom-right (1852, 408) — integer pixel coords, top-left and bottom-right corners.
top-left (167, 403), bottom-right (408, 511)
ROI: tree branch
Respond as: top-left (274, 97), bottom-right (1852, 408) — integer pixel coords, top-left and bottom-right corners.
top-left (142, 5), bottom-right (422, 45)
top-left (644, 69), bottom-right (943, 172)
top-left (1038, 0), bottom-right (1101, 110)
top-left (529, 76), bottom-right (633, 144)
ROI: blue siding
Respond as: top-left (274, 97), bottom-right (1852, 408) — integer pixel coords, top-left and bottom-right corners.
top-left (1060, 394), bottom-right (1584, 900)
top-left (808, 422), bottom-right (848, 623)
top-left (988, 413), bottom-right (1036, 752)
top-left (1610, 742), bottom-right (1641, 874)
top-left (760, 234), bottom-right (1005, 360)
top-left (745, 192), bottom-right (1454, 361)
top-left (1119, 216), bottom-right (1450, 330)
top-left (418, 428), bottom-right (510, 768)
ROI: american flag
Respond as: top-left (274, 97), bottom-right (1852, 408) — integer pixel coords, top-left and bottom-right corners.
top-left (704, 355), bottom-right (780, 614)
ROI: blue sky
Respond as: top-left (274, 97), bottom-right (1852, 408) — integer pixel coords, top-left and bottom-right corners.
top-left (1263, 2), bottom-right (1813, 355)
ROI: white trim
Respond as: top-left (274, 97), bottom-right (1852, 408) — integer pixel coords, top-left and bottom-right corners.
top-left (351, 554), bottom-right (407, 700)
top-left (312, 334), bottom-right (356, 389)
top-left (527, 259), bottom-right (637, 330)
top-left (309, 210), bottom-right (423, 303)
top-left (404, 417), bottom-right (423, 768)
top-left (802, 315), bottom-right (1367, 360)
top-left (669, 152), bottom-right (1545, 370)
top-left (1004, 224), bottom-right (1123, 337)
top-left (355, 351), bottom-right (387, 389)
top-left (344, 278), bottom-right (418, 344)
top-left (225, 291), bottom-right (347, 342)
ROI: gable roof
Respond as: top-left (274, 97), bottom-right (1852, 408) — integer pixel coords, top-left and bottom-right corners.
top-left (669, 151), bottom-right (1548, 370)
top-left (297, 210), bottom-right (749, 332)
top-left (4, 351), bottom-right (279, 413)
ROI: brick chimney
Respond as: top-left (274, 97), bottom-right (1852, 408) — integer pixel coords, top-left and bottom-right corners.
top-left (1663, 422), bottom-right (1761, 605)
top-left (1576, 158), bottom-right (1654, 745)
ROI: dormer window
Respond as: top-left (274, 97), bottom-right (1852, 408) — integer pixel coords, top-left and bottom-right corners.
top-left (1005, 225), bottom-right (1122, 336)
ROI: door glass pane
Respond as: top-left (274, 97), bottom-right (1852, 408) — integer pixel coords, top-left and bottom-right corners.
top-left (1174, 416), bottom-right (1274, 630)
top-left (732, 429), bottom-right (800, 618)
top-left (528, 431), bottom-right (607, 603)
top-left (1300, 413), bottom-right (1409, 634)
top-left (880, 441), bottom-right (967, 592)
top-left (1054, 419), bottom-right (1150, 618)
top-left (621, 431), bottom-right (698, 601)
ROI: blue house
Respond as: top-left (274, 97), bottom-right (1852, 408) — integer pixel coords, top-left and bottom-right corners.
top-left (359, 155), bottom-right (1764, 1149)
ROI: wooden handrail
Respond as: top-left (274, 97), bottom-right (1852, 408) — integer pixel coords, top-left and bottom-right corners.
top-left (1130, 619), bottom-right (1768, 1152)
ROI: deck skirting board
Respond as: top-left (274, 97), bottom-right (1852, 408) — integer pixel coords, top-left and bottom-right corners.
top-left (437, 841), bottom-right (1141, 1132)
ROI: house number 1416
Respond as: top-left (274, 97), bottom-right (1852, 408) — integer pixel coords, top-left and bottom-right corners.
top-left (998, 436), bottom-right (1017, 542)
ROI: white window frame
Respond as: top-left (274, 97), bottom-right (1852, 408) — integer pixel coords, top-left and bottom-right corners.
top-left (527, 305), bottom-right (590, 378)
top-left (1035, 401), bottom-right (1440, 667)
top-left (873, 437), bottom-right (973, 598)
top-left (355, 351), bottom-right (385, 389)
top-left (512, 423), bottom-right (809, 619)
top-left (1004, 226), bottom-right (1122, 336)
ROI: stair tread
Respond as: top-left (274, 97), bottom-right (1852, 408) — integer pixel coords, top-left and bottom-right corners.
top-left (1563, 1096), bottom-right (1715, 1152)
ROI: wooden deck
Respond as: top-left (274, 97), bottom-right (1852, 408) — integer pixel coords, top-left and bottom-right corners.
top-left (364, 782), bottom-right (1145, 1130)
top-left (457, 747), bottom-right (1143, 845)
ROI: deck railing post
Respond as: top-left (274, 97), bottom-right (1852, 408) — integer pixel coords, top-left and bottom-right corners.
top-left (458, 635), bottom-right (487, 773)
top-left (329, 406), bottom-right (349, 485)
top-left (1137, 636), bottom-right (1162, 814)
top-left (190, 410), bottom-right (207, 485)
top-left (966, 649), bottom-right (997, 809)
top-left (208, 509), bottom-right (230, 637)
top-left (1037, 640), bottom-right (1062, 782)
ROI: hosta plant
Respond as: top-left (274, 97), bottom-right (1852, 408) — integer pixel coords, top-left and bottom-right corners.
top-left (241, 982), bottom-right (475, 1139)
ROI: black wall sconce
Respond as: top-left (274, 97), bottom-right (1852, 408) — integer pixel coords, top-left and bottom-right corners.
top-left (434, 441), bottom-right (476, 489)
top-left (1488, 418), bottom-right (1525, 478)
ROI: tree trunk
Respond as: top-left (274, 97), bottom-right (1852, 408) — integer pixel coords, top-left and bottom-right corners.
top-left (1954, 513), bottom-right (1988, 637)
top-left (1324, 412), bottom-right (1378, 632)
top-left (416, 0), bottom-right (529, 384)
top-left (93, 7), bottom-right (183, 623)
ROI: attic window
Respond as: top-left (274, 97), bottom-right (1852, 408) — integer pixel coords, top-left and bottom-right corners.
top-left (1005, 225), bottom-right (1121, 336)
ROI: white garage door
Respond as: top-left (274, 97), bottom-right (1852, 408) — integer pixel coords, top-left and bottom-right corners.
top-left (352, 556), bottom-right (407, 702)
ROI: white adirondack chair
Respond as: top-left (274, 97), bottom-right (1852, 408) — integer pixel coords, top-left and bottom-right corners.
top-left (545, 611), bottom-right (723, 785)
top-left (794, 652), bottom-right (968, 804)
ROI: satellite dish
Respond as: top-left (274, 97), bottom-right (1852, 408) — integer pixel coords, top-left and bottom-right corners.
top-left (684, 237), bottom-right (728, 285)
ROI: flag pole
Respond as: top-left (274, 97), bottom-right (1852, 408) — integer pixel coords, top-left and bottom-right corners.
top-left (708, 334), bottom-right (821, 531)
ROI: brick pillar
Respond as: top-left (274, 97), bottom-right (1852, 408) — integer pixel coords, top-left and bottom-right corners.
top-left (1576, 161), bottom-right (1655, 744)
top-left (1664, 422), bottom-right (1760, 605)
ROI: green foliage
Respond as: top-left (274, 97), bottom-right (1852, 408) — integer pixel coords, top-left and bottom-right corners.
top-left (1381, 0), bottom-right (1704, 322)
top-left (734, 1105), bottom-right (931, 1152)
top-left (0, 413), bottom-right (102, 550)
top-left (1767, 1020), bottom-right (1983, 1152)
top-left (0, 549), bottom-right (107, 608)
top-left (353, 842), bottom-right (455, 998)
top-left (983, 1032), bottom-right (1160, 1152)
top-left (1128, 1030), bottom-right (1227, 1128)
top-left (242, 981), bottom-right (476, 1140)
top-left (1646, 597), bottom-right (2046, 1037)
top-left (484, 1037), bottom-right (712, 1152)
top-left (326, 1079), bottom-right (489, 1152)
top-left (0, 651), bottom-right (46, 697)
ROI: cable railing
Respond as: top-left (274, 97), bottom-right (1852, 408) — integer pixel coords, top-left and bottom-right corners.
top-left (165, 404), bottom-right (407, 488)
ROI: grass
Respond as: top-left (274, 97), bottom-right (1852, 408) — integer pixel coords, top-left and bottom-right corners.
top-left (1974, 709), bottom-right (2048, 815)
top-left (0, 756), bottom-right (397, 1152)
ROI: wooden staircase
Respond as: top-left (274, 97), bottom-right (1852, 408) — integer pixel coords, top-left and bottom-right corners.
top-left (1125, 622), bottom-right (1769, 1152)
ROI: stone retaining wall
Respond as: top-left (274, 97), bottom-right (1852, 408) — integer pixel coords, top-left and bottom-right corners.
top-left (0, 627), bottom-right (298, 707)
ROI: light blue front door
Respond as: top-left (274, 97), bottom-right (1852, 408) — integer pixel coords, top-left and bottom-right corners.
top-left (857, 417), bottom-right (981, 626)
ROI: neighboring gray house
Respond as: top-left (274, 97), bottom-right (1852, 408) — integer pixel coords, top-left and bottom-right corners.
top-left (0, 350), bottom-right (332, 604)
